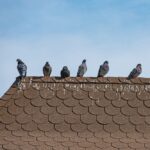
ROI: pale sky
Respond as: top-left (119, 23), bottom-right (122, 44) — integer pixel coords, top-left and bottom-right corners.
top-left (1, 0), bottom-right (150, 97)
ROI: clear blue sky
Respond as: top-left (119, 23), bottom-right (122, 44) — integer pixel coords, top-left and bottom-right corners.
top-left (1, 0), bottom-right (150, 97)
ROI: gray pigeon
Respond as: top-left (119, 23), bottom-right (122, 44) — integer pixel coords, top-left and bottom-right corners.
top-left (43, 62), bottom-right (52, 77)
top-left (61, 66), bottom-right (70, 78)
top-left (127, 64), bottom-right (142, 79)
top-left (77, 59), bottom-right (87, 77)
top-left (16, 59), bottom-right (27, 78)
top-left (98, 61), bottom-right (109, 77)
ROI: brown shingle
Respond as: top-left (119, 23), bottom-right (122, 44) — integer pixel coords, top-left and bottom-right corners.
top-left (3, 143), bottom-right (18, 150)
top-left (89, 105), bottom-right (105, 115)
top-left (49, 113), bottom-right (64, 124)
top-left (120, 123), bottom-right (135, 133)
top-left (47, 97), bottom-right (62, 107)
top-left (105, 90), bottom-right (119, 100)
top-left (6, 122), bottom-right (21, 131)
top-left (64, 112), bottom-right (80, 124)
top-left (89, 90), bottom-right (103, 100)
top-left (64, 98), bottom-right (78, 107)
top-left (24, 103), bottom-right (39, 115)
top-left (0, 112), bottom-right (15, 124)
top-left (8, 101), bottom-right (23, 115)
top-left (73, 105), bottom-right (88, 115)
top-left (22, 121), bottom-right (37, 131)
top-left (113, 114), bottom-right (128, 125)
top-left (15, 97), bottom-right (30, 107)
top-left (71, 123), bottom-right (87, 132)
top-left (88, 122), bottom-right (103, 132)
top-left (78, 130), bottom-right (93, 138)
top-left (38, 123), bottom-right (54, 132)
top-left (95, 96), bottom-right (111, 107)
top-left (40, 88), bottom-right (55, 99)
top-left (32, 110), bottom-right (48, 124)
top-left (81, 113), bottom-right (96, 124)
top-left (40, 103), bottom-right (55, 115)
top-left (55, 122), bottom-right (70, 132)
top-left (137, 91), bottom-right (150, 100)
top-left (104, 122), bottom-right (119, 133)
top-left (105, 105), bottom-right (120, 115)
top-left (112, 98), bottom-right (127, 107)
top-left (30, 97), bottom-right (46, 107)
top-left (16, 112), bottom-right (32, 124)
top-left (97, 113), bottom-right (112, 124)
top-left (57, 103), bottom-right (72, 114)
top-left (121, 91), bottom-right (136, 100)
top-left (73, 90), bottom-right (88, 100)
top-left (57, 89), bottom-right (71, 100)
top-left (1, 76), bottom-right (150, 149)
top-left (24, 88), bottom-right (39, 99)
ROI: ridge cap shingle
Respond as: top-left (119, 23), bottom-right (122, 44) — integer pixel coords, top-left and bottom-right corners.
top-left (13, 76), bottom-right (150, 84)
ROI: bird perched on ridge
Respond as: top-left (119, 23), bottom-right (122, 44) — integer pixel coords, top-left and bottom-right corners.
top-left (16, 59), bottom-right (27, 78)
top-left (43, 62), bottom-right (52, 77)
top-left (77, 59), bottom-right (87, 77)
top-left (61, 66), bottom-right (70, 78)
top-left (127, 64), bottom-right (142, 80)
top-left (98, 61), bottom-right (109, 77)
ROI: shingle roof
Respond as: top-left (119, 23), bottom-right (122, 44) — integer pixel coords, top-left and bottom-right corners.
top-left (1, 76), bottom-right (150, 150)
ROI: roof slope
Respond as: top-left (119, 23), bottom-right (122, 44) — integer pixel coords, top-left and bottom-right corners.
top-left (1, 77), bottom-right (150, 150)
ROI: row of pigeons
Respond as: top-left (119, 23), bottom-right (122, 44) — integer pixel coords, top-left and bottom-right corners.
top-left (16, 59), bottom-right (142, 80)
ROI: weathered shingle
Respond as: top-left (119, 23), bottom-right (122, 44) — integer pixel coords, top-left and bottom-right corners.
top-left (0, 76), bottom-right (150, 150)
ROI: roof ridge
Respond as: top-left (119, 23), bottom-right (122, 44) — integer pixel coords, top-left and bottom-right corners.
top-left (14, 76), bottom-right (150, 85)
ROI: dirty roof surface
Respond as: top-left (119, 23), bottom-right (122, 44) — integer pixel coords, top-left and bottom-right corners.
top-left (0, 77), bottom-right (150, 150)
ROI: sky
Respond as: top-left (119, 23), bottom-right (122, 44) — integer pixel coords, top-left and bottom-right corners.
top-left (1, 0), bottom-right (150, 97)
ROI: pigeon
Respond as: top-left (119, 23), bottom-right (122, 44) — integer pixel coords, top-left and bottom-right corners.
top-left (98, 61), bottom-right (109, 77)
top-left (16, 59), bottom-right (27, 78)
top-left (43, 62), bottom-right (52, 77)
top-left (77, 59), bottom-right (87, 77)
top-left (127, 64), bottom-right (142, 79)
top-left (61, 66), bottom-right (70, 78)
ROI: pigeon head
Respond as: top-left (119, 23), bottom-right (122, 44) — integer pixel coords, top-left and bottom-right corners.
top-left (63, 66), bottom-right (68, 70)
top-left (16, 59), bottom-right (23, 63)
top-left (82, 59), bottom-right (86, 63)
top-left (103, 61), bottom-right (109, 69)
top-left (104, 61), bottom-right (109, 65)
top-left (136, 64), bottom-right (142, 70)
top-left (137, 64), bottom-right (141, 67)
top-left (45, 62), bottom-right (49, 65)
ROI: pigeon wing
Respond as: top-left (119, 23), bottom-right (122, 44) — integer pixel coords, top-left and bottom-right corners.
top-left (128, 68), bottom-right (137, 79)
top-left (77, 65), bottom-right (84, 77)
top-left (17, 63), bottom-right (27, 76)
top-left (98, 65), bottom-right (107, 77)
top-left (67, 69), bottom-right (70, 77)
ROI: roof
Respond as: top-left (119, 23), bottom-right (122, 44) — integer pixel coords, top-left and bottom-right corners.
top-left (1, 76), bottom-right (150, 150)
